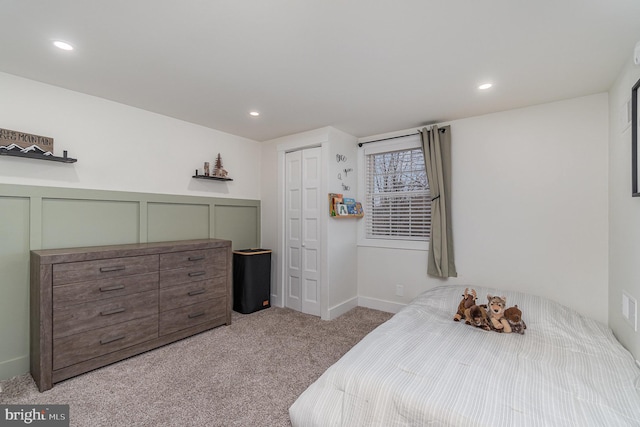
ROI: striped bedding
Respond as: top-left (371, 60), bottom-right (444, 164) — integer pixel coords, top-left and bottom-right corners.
top-left (289, 285), bottom-right (640, 426)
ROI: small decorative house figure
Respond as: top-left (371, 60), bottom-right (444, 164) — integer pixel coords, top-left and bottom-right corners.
top-left (213, 153), bottom-right (229, 178)
top-left (204, 162), bottom-right (210, 176)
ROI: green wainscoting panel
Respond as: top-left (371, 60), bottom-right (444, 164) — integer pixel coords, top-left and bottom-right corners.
top-left (0, 183), bottom-right (260, 381)
top-left (42, 198), bottom-right (140, 249)
top-left (214, 205), bottom-right (259, 250)
top-left (0, 196), bottom-right (31, 379)
top-left (147, 202), bottom-right (209, 242)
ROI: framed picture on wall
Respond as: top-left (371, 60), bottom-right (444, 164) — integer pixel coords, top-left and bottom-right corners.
top-left (632, 76), bottom-right (640, 196)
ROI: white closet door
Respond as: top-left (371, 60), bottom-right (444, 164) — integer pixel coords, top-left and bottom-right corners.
top-left (285, 150), bottom-right (302, 312)
top-left (285, 147), bottom-right (321, 316)
top-left (300, 147), bottom-right (321, 316)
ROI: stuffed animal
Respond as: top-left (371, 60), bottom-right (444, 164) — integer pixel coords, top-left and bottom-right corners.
top-left (454, 288), bottom-right (477, 321)
top-left (504, 305), bottom-right (526, 335)
top-left (464, 304), bottom-right (491, 330)
top-left (487, 294), bottom-right (511, 333)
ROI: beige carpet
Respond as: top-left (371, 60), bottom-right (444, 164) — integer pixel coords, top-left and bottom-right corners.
top-left (0, 306), bottom-right (393, 426)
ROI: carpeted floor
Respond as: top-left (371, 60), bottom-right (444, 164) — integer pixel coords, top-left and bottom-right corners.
top-left (0, 306), bottom-right (393, 426)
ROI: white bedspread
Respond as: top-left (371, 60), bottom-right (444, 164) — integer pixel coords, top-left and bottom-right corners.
top-left (289, 285), bottom-right (640, 426)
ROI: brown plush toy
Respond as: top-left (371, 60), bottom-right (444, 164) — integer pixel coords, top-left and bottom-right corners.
top-left (454, 288), bottom-right (477, 321)
top-left (487, 295), bottom-right (511, 333)
top-left (504, 305), bottom-right (527, 335)
top-left (464, 304), bottom-right (491, 330)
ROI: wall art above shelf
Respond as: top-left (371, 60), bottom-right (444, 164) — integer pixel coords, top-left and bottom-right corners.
top-left (0, 149), bottom-right (77, 163)
top-left (0, 128), bottom-right (76, 163)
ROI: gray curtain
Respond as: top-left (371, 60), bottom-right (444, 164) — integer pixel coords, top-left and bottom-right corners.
top-left (419, 125), bottom-right (457, 278)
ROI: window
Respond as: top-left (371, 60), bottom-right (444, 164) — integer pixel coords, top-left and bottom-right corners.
top-left (363, 135), bottom-right (430, 244)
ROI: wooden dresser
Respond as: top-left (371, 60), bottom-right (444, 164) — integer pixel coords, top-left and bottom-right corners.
top-left (30, 239), bottom-right (232, 391)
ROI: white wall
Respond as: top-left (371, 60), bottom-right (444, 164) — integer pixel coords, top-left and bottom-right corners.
top-left (261, 128), bottom-right (331, 309)
top-left (608, 59), bottom-right (640, 361)
top-left (326, 128), bottom-right (359, 314)
top-left (260, 129), bottom-right (281, 304)
top-left (0, 72), bottom-right (261, 200)
top-left (358, 94), bottom-right (610, 324)
top-left (260, 127), bottom-right (358, 319)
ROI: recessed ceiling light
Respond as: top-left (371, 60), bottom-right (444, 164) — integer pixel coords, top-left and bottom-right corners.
top-left (249, 111), bottom-right (260, 117)
top-left (53, 40), bottom-right (74, 51)
top-left (478, 83), bottom-right (493, 90)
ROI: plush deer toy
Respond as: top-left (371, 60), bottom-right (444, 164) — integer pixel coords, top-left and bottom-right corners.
top-left (454, 288), bottom-right (477, 321)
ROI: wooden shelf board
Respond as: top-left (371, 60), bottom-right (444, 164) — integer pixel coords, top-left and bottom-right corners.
top-left (0, 150), bottom-right (77, 163)
top-left (192, 174), bottom-right (233, 182)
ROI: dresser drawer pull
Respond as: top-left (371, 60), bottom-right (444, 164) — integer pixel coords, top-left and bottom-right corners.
top-left (100, 307), bottom-right (126, 316)
top-left (188, 311), bottom-right (205, 319)
top-left (188, 256), bottom-right (205, 261)
top-left (188, 289), bottom-right (206, 296)
top-left (188, 271), bottom-right (206, 277)
top-left (99, 284), bottom-right (126, 292)
top-left (100, 335), bottom-right (125, 345)
top-left (99, 265), bottom-right (126, 273)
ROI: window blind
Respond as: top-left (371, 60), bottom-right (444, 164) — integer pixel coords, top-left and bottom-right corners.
top-left (365, 147), bottom-right (431, 241)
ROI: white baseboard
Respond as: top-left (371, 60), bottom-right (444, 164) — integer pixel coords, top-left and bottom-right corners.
top-left (270, 294), bottom-right (406, 317)
top-left (271, 293), bottom-right (283, 308)
top-left (0, 355), bottom-right (29, 382)
top-left (358, 296), bottom-right (406, 314)
top-left (327, 297), bottom-right (358, 320)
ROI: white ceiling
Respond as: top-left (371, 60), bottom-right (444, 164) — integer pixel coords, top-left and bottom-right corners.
top-left (1, 1), bottom-right (640, 142)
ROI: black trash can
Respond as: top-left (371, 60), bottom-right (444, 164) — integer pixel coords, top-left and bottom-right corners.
top-left (233, 249), bottom-right (272, 314)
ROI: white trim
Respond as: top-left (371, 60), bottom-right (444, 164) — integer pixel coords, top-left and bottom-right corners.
top-left (358, 296), bottom-right (406, 314)
top-left (362, 133), bottom-right (421, 155)
top-left (358, 239), bottom-right (428, 251)
top-left (358, 128), bottom-right (421, 145)
top-left (327, 297), bottom-right (358, 320)
top-left (357, 133), bottom-right (429, 251)
top-left (277, 136), bottom-right (329, 319)
top-left (0, 355), bottom-right (29, 380)
top-left (319, 141), bottom-right (330, 320)
top-left (277, 150), bottom-right (286, 312)
top-left (271, 293), bottom-right (283, 308)
top-left (274, 127), bottom-right (331, 152)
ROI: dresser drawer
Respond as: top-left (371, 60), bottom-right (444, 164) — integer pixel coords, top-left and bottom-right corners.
top-left (53, 290), bottom-right (158, 339)
top-left (159, 265), bottom-right (219, 288)
top-left (53, 315), bottom-right (158, 370)
top-left (159, 248), bottom-right (226, 271)
top-left (53, 272), bottom-right (159, 309)
top-left (53, 255), bottom-right (159, 285)
top-left (159, 298), bottom-right (226, 336)
top-left (159, 277), bottom-right (226, 312)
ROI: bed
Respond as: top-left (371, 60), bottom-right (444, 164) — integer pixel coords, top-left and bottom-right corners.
top-left (289, 285), bottom-right (640, 426)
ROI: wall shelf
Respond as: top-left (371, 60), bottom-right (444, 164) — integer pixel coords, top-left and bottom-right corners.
top-left (332, 213), bottom-right (364, 219)
top-left (192, 174), bottom-right (233, 182)
top-left (0, 150), bottom-right (77, 163)
top-left (328, 193), bottom-right (363, 218)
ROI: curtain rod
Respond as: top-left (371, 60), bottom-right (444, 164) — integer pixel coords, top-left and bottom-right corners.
top-left (356, 127), bottom-right (446, 147)
top-left (357, 132), bottom-right (418, 147)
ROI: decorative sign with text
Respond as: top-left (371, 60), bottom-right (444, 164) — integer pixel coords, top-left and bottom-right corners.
top-left (0, 127), bottom-right (54, 155)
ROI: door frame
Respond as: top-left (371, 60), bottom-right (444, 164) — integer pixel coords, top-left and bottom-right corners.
top-left (284, 148), bottom-right (322, 316)
top-left (276, 136), bottom-right (330, 319)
